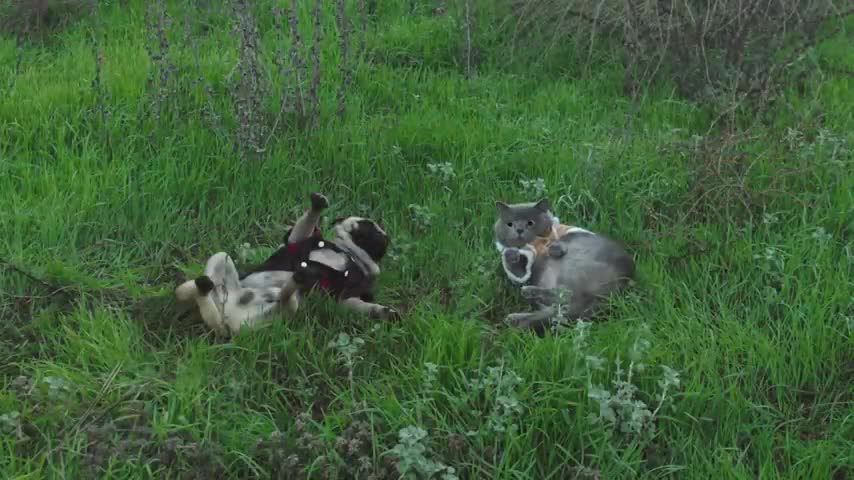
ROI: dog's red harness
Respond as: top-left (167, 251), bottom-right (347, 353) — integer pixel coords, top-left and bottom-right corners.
top-left (239, 227), bottom-right (375, 302)
top-left (283, 227), bottom-right (322, 256)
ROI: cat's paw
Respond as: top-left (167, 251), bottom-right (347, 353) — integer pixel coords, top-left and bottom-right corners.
top-left (520, 285), bottom-right (544, 299)
top-left (503, 247), bottom-right (521, 264)
top-left (310, 192), bottom-right (329, 211)
top-left (521, 285), bottom-right (558, 305)
top-left (547, 242), bottom-right (567, 258)
top-left (504, 313), bottom-right (528, 328)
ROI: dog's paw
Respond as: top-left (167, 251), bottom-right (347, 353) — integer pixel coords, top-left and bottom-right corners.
top-left (310, 192), bottom-right (329, 211)
top-left (371, 305), bottom-right (400, 320)
top-left (195, 275), bottom-right (215, 295)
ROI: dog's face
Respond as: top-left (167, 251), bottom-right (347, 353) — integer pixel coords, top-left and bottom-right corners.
top-left (332, 216), bottom-right (389, 262)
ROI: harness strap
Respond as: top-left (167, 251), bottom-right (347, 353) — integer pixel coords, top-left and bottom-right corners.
top-left (295, 239), bottom-right (373, 299)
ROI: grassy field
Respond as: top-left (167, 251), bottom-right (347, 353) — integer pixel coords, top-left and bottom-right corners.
top-left (1, 0), bottom-right (852, 478)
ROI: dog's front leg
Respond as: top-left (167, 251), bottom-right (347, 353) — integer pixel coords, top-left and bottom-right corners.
top-left (340, 297), bottom-right (399, 320)
top-left (288, 192), bottom-right (329, 243)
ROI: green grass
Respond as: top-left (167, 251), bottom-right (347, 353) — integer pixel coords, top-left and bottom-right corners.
top-left (1, 1), bottom-right (852, 478)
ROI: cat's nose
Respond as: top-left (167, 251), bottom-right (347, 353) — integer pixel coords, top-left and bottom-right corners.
top-left (516, 228), bottom-right (524, 234)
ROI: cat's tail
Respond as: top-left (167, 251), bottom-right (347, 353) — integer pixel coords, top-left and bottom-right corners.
top-left (175, 276), bottom-right (229, 337)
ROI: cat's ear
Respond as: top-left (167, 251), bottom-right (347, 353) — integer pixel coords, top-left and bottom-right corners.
top-left (534, 198), bottom-right (550, 212)
top-left (495, 201), bottom-right (511, 216)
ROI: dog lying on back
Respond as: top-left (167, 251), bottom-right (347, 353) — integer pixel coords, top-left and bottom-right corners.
top-left (175, 193), bottom-right (398, 336)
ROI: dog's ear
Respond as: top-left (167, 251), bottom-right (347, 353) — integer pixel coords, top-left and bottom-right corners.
top-left (351, 220), bottom-right (389, 261)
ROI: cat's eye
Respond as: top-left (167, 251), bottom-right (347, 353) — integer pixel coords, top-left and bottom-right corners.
top-left (527, 220), bottom-right (534, 226)
top-left (507, 222), bottom-right (513, 227)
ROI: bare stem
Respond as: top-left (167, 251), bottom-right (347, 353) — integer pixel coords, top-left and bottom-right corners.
top-left (335, 0), bottom-right (352, 118)
top-left (308, 0), bottom-right (323, 126)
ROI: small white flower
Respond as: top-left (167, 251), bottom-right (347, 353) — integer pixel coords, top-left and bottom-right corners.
top-left (520, 177), bottom-right (547, 196)
top-left (659, 365), bottom-right (681, 389)
top-left (812, 227), bottom-right (831, 242)
top-left (426, 162), bottom-right (455, 182)
top-left (762, 212), bottom-right (779, 225)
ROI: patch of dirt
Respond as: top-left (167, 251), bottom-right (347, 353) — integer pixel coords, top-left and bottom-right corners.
top-left (80, 417), bottom-right (227, 478)
top-left (438, 284), bottom-right (453, 307)
top-left (0, 261), bottom-right (82, 372)
top-left (252, 411), bottom-right (396, 479)
top-left (129, 293), bottom-right (210, 346)
top-left (1, 0), bottom-right (96, 40)
top-left (833, 466), bottom-right (851, 480)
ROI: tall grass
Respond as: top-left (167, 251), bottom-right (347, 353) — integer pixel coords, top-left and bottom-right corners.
top-left (0, 0), bottom-right (851, 478)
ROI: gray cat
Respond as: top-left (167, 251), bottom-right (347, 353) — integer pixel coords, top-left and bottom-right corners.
top-left (493, 198), bottom-right (635, 334)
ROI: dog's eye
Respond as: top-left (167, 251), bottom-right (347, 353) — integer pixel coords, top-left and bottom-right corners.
top-left (506, 222), bottom-right (513, 227)
top-left (527, 220), bottom-right (534, 226)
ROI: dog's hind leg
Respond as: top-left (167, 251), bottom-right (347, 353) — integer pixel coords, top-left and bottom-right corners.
top-left (205, 252), bottom-right (241, 294)
top-left (175, 267), bottom-right (229, 337)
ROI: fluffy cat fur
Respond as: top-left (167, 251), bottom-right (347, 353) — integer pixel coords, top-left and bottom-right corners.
top-left (176, 193), bottom-right (397, 337)
top-left (494, 198), bottom-right (635, 335)
top-left (493, 199), bottom-right (592, 283)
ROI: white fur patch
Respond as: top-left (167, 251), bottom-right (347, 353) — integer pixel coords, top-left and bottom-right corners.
top-left (309, 248), bottom-right (348, 271)
top-left (175, 280), bottom-right (199, 302)
top-left (566, 226), bottom-right (594, 235)
top-left (338, 216), bottom-right (386, 237)
top-left (501, 247), bottom-right (536, 284)
top-left (241, 270), bottom-right (293, 289)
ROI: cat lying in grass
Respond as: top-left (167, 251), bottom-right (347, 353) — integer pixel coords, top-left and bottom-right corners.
top-left (494, 198), bottom-right (635, 334)
top-left (175, 193), bottom-right (398, 336)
